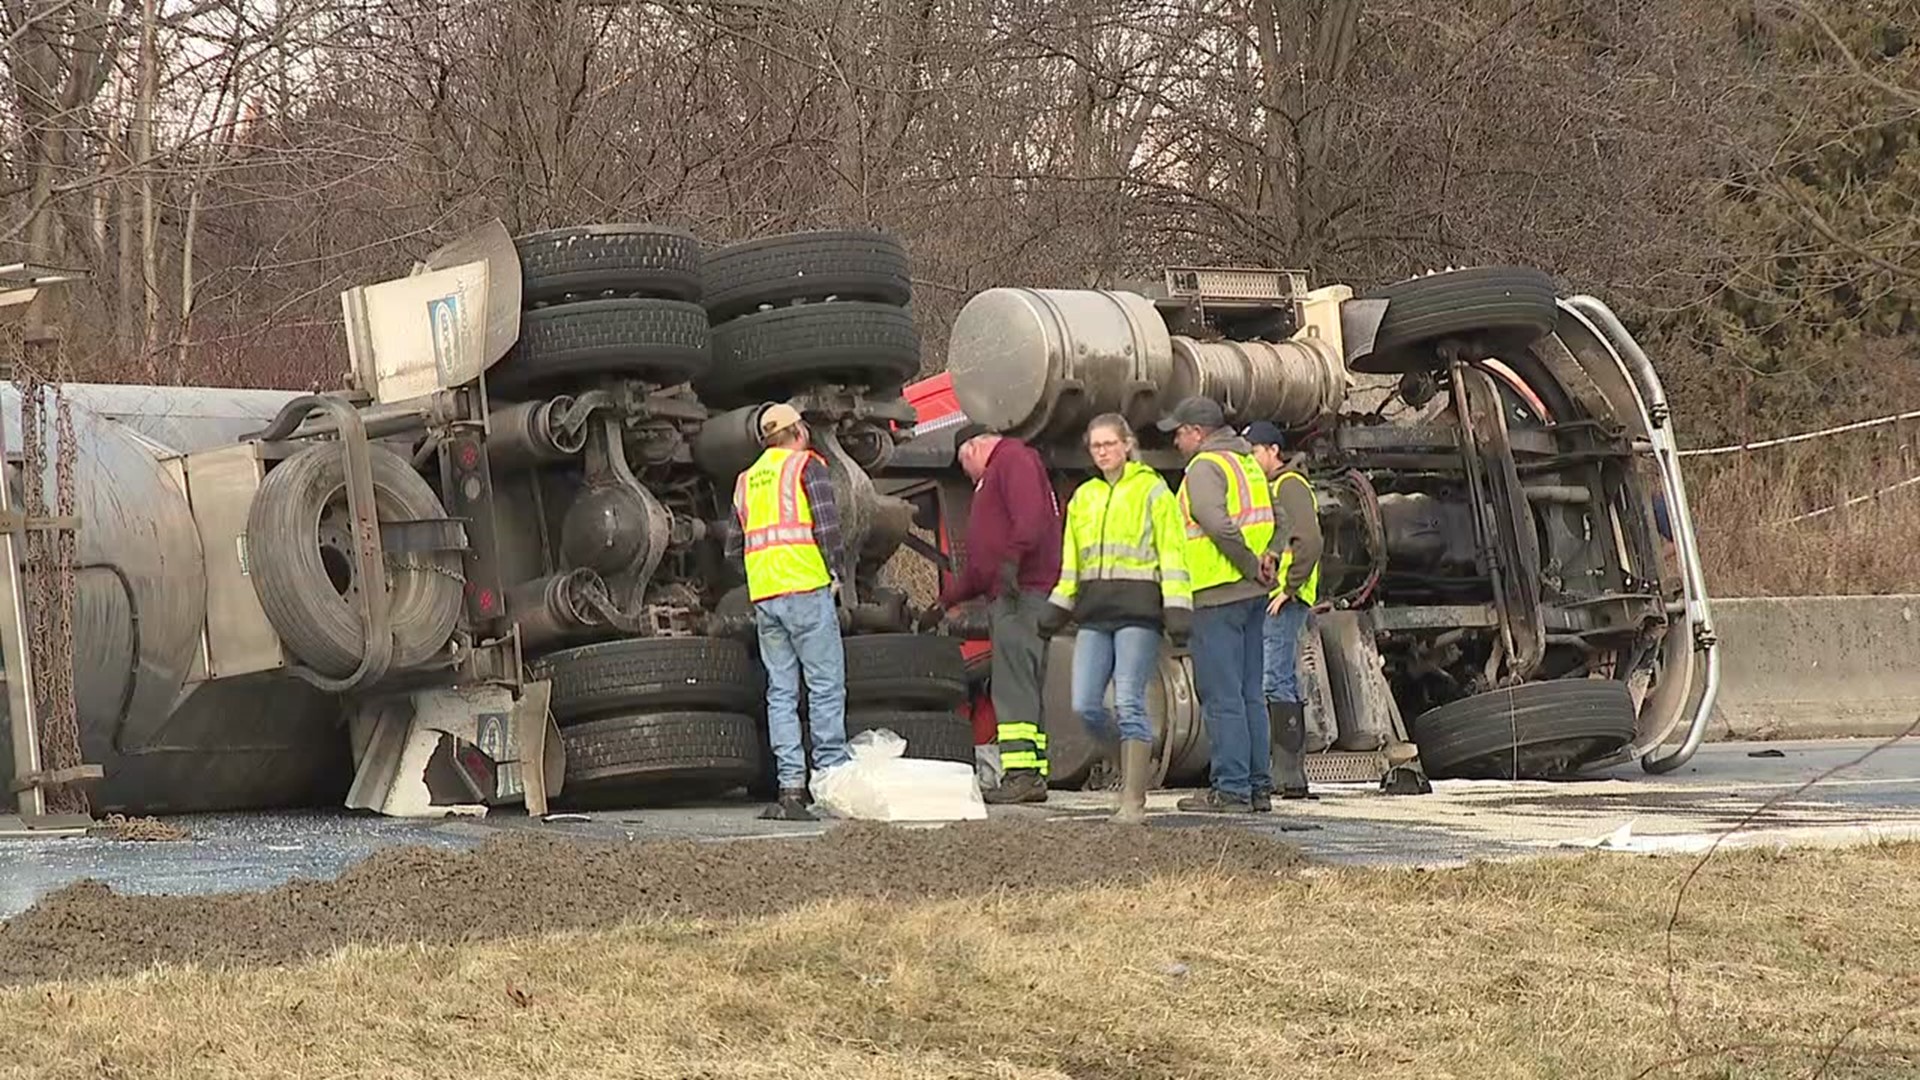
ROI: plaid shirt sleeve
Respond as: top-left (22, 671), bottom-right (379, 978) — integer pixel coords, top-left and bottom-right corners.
top-left (723, 476), bottom-right (746, 566)
top-left (801, 457), bottom-right (847, 581)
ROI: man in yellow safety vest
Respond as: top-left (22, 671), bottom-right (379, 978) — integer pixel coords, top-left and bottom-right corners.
top-left (1246, 420), bottom-right (1324, 805)
top-left (1158, 396), bottom-right (1286, 814)
top-left (726, 403), bottom-right (852, 821)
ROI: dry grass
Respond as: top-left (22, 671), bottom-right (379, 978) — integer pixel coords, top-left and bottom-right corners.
top-left (1690, 441), bottom-right (1920, 596)
top-left (6, 845), bottom-right (1920, 1079)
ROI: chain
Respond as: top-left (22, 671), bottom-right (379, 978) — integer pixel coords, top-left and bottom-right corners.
top-left (386, 556), bottom-right (467, 585)
top-left (50, 384), bottom-right (79, 799)
top-left (15, 350), bottom-right (84, 816)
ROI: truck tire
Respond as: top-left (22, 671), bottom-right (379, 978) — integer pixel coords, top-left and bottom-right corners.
top-left (490, 298), bottom-right (711, 394)
top-left (1411, 680), bottom-right (1636, 780)
top-left (532, 636), bottom-right (762, 723)
top-left (516, 224), bottom-right (703, 305)
top-left (844, 633), bottom-right (967, 709)
top-left (699, 302), bottom-right (920, 408)
top-left (558, 710), bottom-right (762, 807)
top-left (1352, 266), bottom-right (1560, 374)
top-left (246, 442), bottom-right (462, 678)
top-left (845, 708), bottom-right (975, 763)
top-left (704, 230), bottom-right (911, 323)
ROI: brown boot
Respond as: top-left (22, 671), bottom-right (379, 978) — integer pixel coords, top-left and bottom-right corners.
top-left (1112, 741), bottom-right (1150, 824)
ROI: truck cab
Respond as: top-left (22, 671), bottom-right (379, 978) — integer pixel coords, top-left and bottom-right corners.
top-left (883, 265), bottom-right (1719, 790)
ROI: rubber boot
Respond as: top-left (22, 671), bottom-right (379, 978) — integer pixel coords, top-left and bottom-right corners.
top-left (1112, 740), bottom-right (1150, 824)
top-left (1272, 701), bottom-right (1316, 800)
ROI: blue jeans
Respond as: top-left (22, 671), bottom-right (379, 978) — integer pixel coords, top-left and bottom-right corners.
top-left (754, 586), bottom-right (850, 789)
top-left (1263, 598), bottom-right (1311, 705)
top-left (1071, 625), bottom-right (1160, 745)
top-left (1190, 595), bottom-right (1269, 799)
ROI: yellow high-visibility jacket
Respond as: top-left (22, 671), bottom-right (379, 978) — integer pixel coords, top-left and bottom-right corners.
top-left (1048, 460), bottom-right (1192, 626)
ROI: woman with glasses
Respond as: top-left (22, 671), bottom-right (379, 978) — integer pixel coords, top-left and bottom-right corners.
top-left (1039, 413), bottom-right (1192, 823)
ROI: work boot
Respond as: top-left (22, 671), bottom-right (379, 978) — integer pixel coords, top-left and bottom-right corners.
top-left (1270, 701), bottom-right (1317, 801)
top-left (759, 788), bottom-right (816, 822)
top-left (1112, 741), bottom-right (1150, 825)
top-left (1174, 788), bottom-right (1252, 814)
top-left (983, 770), bottom-right (1049, 805)
top-left (1250, 787), bottom-right (1272, 813)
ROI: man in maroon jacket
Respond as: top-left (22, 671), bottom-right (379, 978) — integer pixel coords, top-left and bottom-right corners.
top-left (939, 422), bottom-right (1063, 803)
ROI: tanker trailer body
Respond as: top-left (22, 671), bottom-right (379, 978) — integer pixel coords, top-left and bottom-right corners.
top-left (0, 384), bottom-right (352, 814)
top-left (885, 265), bottom-right (1718, 787)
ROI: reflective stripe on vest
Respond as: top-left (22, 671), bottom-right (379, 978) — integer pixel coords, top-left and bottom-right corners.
top-left (1176, 450), bottom-right (1275, 594)
top-left (1048, 461), bottom-right (1193, 612)
top-left (1270, 470), bottom-right (1321, 606)
top-left (735, 446), bottom-right (832, 602)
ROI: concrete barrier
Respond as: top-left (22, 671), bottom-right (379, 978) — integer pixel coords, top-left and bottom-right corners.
top-left (1709, 595), bottom-right (1920, 740)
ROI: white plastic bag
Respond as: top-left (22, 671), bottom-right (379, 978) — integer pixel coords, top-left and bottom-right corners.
top-left (810, 728), bottom-right (988, 822)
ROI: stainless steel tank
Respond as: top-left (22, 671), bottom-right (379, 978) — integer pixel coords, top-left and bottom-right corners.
top-left (946, 288), bottom-right (1174, 440)
top-left (1041, 634), bottom-right (1210, 788)
top-left (0, 383), bottom-right (349, 814)
top-left (1167, 337), bottom-right (1346, 428)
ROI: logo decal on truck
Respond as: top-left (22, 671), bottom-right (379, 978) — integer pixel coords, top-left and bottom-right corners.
top-left (427, 294), bottom-right (461, 384)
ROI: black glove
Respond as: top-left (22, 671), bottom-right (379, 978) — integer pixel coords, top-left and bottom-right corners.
top-left (915, 604), bottom-right (946, 633)
top-left (1164, 607), bottom-right (1193, 647)
top-left (1037, 604), bottom-right (1071, 640)
top-left (996, 560), bottom-right (1020, 597)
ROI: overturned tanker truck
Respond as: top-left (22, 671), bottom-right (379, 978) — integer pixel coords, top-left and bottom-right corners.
top-left (886, 267), bottom-right (1720, 789)
top-left (0, 225), bottom-right (1718, 821)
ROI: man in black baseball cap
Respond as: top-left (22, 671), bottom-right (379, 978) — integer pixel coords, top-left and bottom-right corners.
top-left (1158, 395), bottom-right (1286, 814)
top-left (938, 419), bottom-right (1064, 803)
top-left (1155, 395), bottom-right (1228, 441)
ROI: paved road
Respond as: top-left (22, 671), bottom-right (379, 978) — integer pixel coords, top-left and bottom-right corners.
top-left (3, 739), bottom-right (1918, 919)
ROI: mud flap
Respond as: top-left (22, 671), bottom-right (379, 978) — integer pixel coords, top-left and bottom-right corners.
top-left (1296, 616), bottom-right (1341, 753)
top-left (345, 682), bottom-right (564, 818)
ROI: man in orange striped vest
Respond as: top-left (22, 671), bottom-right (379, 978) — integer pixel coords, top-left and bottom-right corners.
top-left (726, 403), bottom-right (852, 821)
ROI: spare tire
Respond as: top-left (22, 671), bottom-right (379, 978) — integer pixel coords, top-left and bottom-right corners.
top-left (516, 224), bottom-right (703, 305)
top-left (699, 302), bottom-right (921, 408)
top-left (532, 636), bottom-right (761, 723)
top-left (1352, 266), bottom-right (1560, 374)
top-left (845, 708), bottom-right (974, 763)
top-left (246, 442), bottom-right (462, 677)
top-left (844, 633), bottom-right (967, 709)
top-left (489, 298), bottom-right (711, 394)
top-left (1412, 680), bottom-right (1636, 780)
top-left (704, 230), bottom-right (911, 323)
top-left (558, 710), bottom-right (761, 808)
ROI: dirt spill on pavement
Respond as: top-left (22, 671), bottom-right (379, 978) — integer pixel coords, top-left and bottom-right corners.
top-left (0, 819), bottom-right (1299, 986)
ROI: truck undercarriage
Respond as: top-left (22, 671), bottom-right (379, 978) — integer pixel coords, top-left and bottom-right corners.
top-left (0, 223), bottom-right (1718, 822)
top-left (892, 266), bottom-right (1719, 790)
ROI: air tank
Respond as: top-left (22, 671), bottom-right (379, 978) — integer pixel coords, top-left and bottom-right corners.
top-left (1167, 337), bottom-right (1346, 428)
top-left (0, 383), bottom-right (349, 815)
top-left (947, 287), bottom-right (1350, 442)
top-left (946, 288), bottom-right (1174, 441)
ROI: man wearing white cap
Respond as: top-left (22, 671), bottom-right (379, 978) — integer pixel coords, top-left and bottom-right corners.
top-left (726, 402), bottom-right (852, 821)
